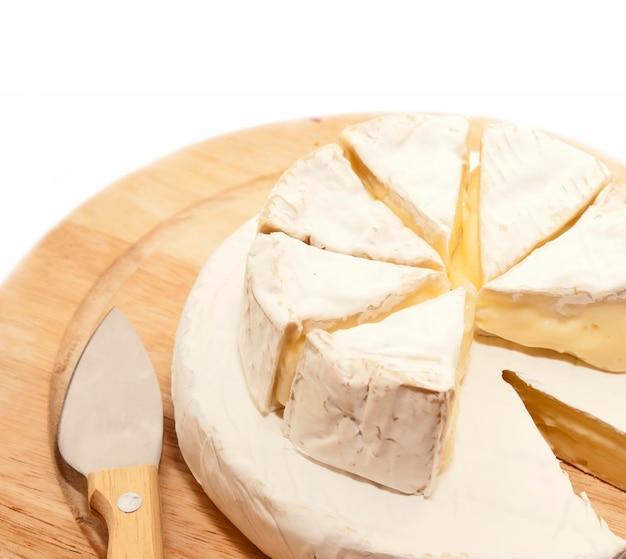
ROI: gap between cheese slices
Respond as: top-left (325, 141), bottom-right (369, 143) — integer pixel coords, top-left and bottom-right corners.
top-left (476, 182), bottom-right (626, 372)
top-left (477, 122), bottom-right (612, 284)
top-left (273, 275), bottom-right (449, 407)
top-left (338, 114), bottom-right (470, 273)
top-left (449, 164), bottom-right (482, 289)
top-left (257, 143), bottom-right (444, 270)
top-left (240, 231), bottom-right (450, 413)
top-left (284, 288), bottom-right (476, 496)
top-left (503, 369), bottom-right (626, 492)
top-left (450, 163), bottom-right (596, 292)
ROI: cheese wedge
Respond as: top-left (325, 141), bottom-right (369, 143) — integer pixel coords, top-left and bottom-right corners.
top-left (258, 143), bottom-right (443, 269)
top-left (476, 182), bottom-right (626, 372)
top-left (339, 113), bottom-right (470, 267)
top-left (503, 366), bottom-right (626, 492)
top-left (240, 232), bottom-right (449, 413)
top-left (478, 122), bottom-right (612, 284)
top-left (172, 226), bottom-right (626, 559)
top-left (284, 288), bottom-right (474, 495)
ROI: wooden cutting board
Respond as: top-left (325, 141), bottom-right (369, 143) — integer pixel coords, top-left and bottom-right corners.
top-left (1, 114), bottom-right (625, 558)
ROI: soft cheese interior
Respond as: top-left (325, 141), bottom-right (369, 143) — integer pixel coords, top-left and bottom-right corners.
top-left (258, 143), bottom-right (444, 270)
top-left (339, 113), bottom-right (470, 269)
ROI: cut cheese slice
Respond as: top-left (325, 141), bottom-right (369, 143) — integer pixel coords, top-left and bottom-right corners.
top-left (258, 143), bottom-right (443, 269)
top-left (339, 113), bottom-right (470, 267)
top-left (503, 366), bottom-right (626, 492)
top-left (476, 182), bottom-right (626, 372)
top-left (172, 223), bottom-right (626, 559)
top-left (240, 231), bottom-right (449, 413)
top-left (478, 122), bottom-right (612, 284)
top-left (284, 288), bottom-right (474, 495)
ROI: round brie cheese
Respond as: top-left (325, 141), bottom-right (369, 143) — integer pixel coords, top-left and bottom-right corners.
top-left (172, 115), bottom-right (626, 558)
top-left (172, 220), bottom-right (624, 559)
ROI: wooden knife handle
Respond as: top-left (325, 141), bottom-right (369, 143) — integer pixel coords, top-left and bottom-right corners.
top-left (88, 464), bottom-right (164, 559)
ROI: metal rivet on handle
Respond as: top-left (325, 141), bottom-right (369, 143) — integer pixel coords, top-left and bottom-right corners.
top-left (117, 492), bottom-right (143, 513)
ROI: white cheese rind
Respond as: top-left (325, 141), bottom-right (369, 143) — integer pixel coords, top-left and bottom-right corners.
top-left (241, 231), bottom-right (448, 413)
top-left (340, 113), bottom-right (470, 263)
top-left (172, 222), bottom-right (625, 559)
top-left (483, 182), bottom-right (626, 295)
top-left (284, 289), bottom-right (468, 495)
top-left (258, 143), bottom-right (443, 269)
top-left (477, 183), bottom-right (626, 371)
top-left (479, 122), bottom-right (612, 283)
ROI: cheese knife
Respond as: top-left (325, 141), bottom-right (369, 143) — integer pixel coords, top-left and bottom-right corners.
top-left (58, 307), bottom-right (165, 558)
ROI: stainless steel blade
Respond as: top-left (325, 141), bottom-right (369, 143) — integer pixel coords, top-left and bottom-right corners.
top-left (58, 307), bottom-right (163, 476)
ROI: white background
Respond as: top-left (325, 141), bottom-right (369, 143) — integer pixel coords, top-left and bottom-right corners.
top-left (1, 0), bottom-right (625, 283)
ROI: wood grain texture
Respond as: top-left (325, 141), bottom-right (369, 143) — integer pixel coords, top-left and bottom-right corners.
top-left (0, 114), bottom-right (625, 558)
top-left (88, 465), bottom-right (164, 559)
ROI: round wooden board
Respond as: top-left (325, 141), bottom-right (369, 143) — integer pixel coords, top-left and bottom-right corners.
top-left (1, 114), bottom-right (625, 558)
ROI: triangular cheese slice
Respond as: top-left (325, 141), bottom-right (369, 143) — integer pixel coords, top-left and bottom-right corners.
top-left (503, 365), bottom-right (626, 492)
top-left (258, 143), bottom-right (443, 270)
top-left (339, 113), bottom-right (470, 266)
top-left (476, 182), bottom-right (626, 372)
top-left (284, 288), bottom-right (475, 495)
top-left (478, 122), bottom-right (612, 283)
top-left (241, 232), bottom-right (449, 413)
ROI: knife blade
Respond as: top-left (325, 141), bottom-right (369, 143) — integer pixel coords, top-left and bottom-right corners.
top-left (58, 307), bottom-right (164, 559)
